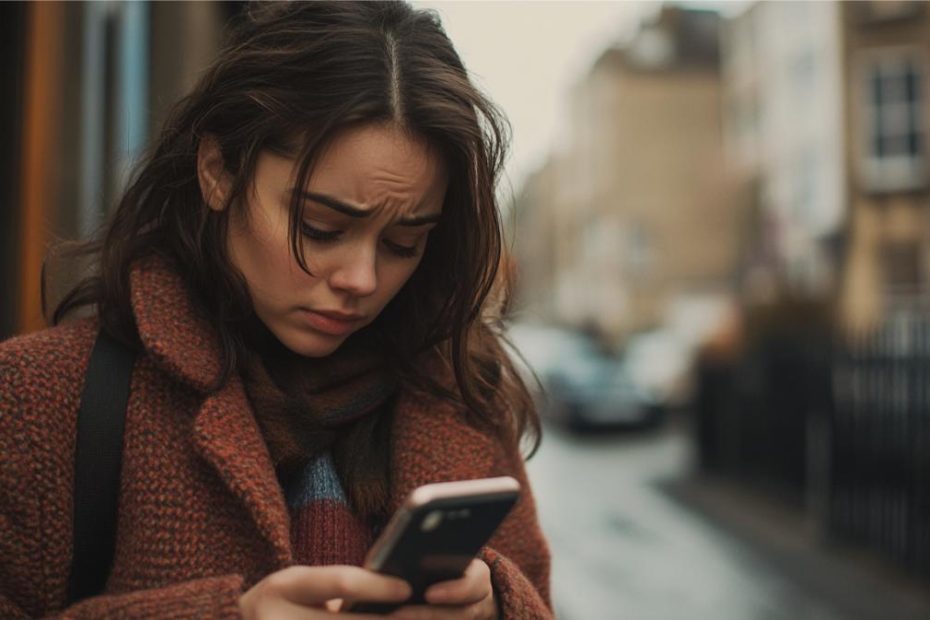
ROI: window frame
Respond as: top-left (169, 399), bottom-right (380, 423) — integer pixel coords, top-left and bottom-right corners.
top-left (855, 46), bottom-right (928, 193)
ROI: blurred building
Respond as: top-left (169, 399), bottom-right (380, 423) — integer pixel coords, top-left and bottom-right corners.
top-left (838, 1), bottom-right (930, 332)
top-left (513, 6), bottom-right (738, 344)
top-left (721, 1), bottom-right (846, 302)
top-left (698, 0), bottom-right (930, 586)
top-left (511, 156), bottom-right (565, 322)
top-left (2, 1), bottom-right (236, 339)
top-left (720, 0), bottom-right (930, 334)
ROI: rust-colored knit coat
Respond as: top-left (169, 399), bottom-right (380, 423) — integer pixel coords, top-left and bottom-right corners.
top-left (0, 257), bottom-right (552, 618)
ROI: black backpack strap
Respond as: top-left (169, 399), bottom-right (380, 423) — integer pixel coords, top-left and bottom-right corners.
top-left (68, 329), bottom-right (136, 604)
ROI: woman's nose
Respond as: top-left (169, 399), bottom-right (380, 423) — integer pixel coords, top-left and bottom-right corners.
top-left (328, 245), bottom-right (378, 297)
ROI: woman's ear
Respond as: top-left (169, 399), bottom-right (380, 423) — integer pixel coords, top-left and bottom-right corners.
top-left (197, 135), bottom-right (233, 212)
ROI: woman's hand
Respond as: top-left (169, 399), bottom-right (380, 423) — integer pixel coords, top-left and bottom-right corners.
top-left (387, 559), bottom-right (499, 619)
top-left (238, 564), bottom-right (412, 619)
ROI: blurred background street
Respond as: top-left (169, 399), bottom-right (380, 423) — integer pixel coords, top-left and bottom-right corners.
top-left (4, 0), bottom-right (930, 617)
top-left (527, 417), bottom-right (930, 620)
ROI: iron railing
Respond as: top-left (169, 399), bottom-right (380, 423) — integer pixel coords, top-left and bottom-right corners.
top-left (695, 306), bottom-right (930, 578)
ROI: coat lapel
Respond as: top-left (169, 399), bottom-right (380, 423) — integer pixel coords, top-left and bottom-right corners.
top-left (191, 377), bottom-right (293, 566)
top-left (129, 255), bottom-right (292, 566)
top-left (387, 386), bottom-right (498, 513)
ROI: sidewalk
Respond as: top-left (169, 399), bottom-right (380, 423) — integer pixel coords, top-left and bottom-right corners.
top-left (662, 475), bottom-right (930, 620)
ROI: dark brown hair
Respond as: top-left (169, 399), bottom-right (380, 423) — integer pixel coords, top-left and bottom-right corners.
top-left (47, 1), bottom-right (539, 520)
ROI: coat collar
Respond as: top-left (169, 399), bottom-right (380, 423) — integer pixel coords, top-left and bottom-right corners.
top-left (130, 255), bottom-right (292, 565)
top-left (130, 255), bottom-right (224, 393)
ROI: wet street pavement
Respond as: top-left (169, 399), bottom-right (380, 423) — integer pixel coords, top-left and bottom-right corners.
top-left (525, 417), bottom-right (930, 620)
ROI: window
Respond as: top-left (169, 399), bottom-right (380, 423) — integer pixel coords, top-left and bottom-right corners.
top-left (860, 50), bottom-right (926, 192)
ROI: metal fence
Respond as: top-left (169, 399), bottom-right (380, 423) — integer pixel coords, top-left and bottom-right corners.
top-left (695, 307), bottom-right (930, 579)
top-left (831, 310), bottom-right (930, 577)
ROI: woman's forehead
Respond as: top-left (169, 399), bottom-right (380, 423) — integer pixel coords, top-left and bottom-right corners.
top-left (271, 124), bottom-right (448, 219)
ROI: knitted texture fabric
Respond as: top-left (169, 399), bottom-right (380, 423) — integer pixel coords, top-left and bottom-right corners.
top-left (240, 331), bottom-right (395, 569)
top-left (282, 452), bottom-right (373, 567)
top-left (239, 316), bottom-right (396, 474)
top-left (0, 254), bottom-right (553, 619)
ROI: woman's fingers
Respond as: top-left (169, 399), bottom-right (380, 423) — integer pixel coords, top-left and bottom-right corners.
top-left (423, 559), bottom-right (492, 606)
top-left (388, 592), bottom-right (496, 620)
top-left (276, 598), bottom-right (411, 620)
top-left (243, 559), bottom-right (494, 619)
top-left (263, 564), bottom-right (412, 607)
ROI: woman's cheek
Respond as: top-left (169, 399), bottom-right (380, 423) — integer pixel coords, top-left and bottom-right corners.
top-left (390, 258), bottom-right (422, 296)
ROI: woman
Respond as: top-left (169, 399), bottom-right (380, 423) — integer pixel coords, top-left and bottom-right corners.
top-left (0, 2), bottom-right (551, 619)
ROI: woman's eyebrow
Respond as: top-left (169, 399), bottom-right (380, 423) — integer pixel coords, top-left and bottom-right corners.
top-left (299, 191), bottom-right (441, 226)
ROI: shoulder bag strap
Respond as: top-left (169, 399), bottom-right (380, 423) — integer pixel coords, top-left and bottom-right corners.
top-left (67, 329), bottom-right (137, 604)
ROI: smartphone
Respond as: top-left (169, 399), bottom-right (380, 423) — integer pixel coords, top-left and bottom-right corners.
top-left (345, 476), bottom-right (521, 613)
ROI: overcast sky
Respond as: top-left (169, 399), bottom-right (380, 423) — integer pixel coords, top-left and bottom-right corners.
top-left (413, 1), bottom-right (652, 197)
top-left (413, 1), bottom-right (745, 199)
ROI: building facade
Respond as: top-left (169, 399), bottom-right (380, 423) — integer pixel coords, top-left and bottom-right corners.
top-left (838, 1), bottom-right (930, 332)
top-left (4, 1), bottom-right (235, 337)
top-left (721, 1), bottom-right (846, 302)
top-left (513, 6), bottom-right (738, 344)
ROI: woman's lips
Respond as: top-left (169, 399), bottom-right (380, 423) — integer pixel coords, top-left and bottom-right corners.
top-left (298, 309), bottom-right (364, 336)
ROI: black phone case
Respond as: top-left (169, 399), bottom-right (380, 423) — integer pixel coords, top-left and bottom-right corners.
top-left (349, 490), bottom-right (518, 613)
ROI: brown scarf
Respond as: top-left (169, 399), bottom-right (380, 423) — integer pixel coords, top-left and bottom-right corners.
top-left (239, 321), bottom-right (398, 482)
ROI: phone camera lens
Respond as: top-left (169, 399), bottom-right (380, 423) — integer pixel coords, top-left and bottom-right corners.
top-left (421, 510), bottom-right (443, 532)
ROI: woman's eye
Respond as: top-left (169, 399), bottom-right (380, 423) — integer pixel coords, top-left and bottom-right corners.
top-left (383, 239), bottom-right (420, 258)
top-left (300, 221), bottom-right (342, 242)
top-left (299, 220), bottom-right (422, 257)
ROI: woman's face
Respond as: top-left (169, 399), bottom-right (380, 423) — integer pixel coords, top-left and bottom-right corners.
top-left (198, 123), bottom-right (448, 357)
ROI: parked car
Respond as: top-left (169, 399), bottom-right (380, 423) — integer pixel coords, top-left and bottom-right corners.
top-left (621, 328), bottom-right (694, 415)
top-left (506, 323), bottom-right (659, 431)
